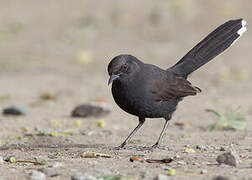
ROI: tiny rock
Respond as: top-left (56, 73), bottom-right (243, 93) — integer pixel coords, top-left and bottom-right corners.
top-left (71, 172), bottom-right (84, 180)
top-left (83, 174), bottom-right (97, 180)
top-left (200, 169), bottom-right (207, 174)
top-left (52, 162), bottom-right (63, 168)
top-left (3, 106), bottom-right (27, 116)
top-left (177, 161), bottom-right (186, 165)
top-left (95, 169), bottom-right (112, 175)
top-left (216, 150), bottom-right (240, 167)
top-left (212, 175), bottom-right (230, 180)
top-left (29, 170), bottom-right (46, 180)
top-left (154, 174), bottom-right (169, 180)
top-left (71, 172), bottom-right (97, 180)
top-left (38, 168), bottom-right (59, 177)
top-left (71, 103), bottom-right (110, 118)
top-left (0, 156), bottom-right (4, 164)
top-left (196, 145), bottom-right (207, 151)
top-left (184, 148), bottom-right (195, 153)
top-left (174, 155), bottom-right (180, 159)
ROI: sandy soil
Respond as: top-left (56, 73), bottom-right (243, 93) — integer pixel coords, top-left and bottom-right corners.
top-left (0, 1), bottom-right (251, 179)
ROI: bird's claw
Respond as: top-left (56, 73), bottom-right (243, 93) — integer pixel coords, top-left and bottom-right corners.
top-left (113, 143), bottom-right (168, 151)
top-left (139, 144), bottom-right (168, 151)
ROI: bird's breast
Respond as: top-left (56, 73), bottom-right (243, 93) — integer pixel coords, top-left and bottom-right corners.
top-left (111, 80), bottom-right (177, 118)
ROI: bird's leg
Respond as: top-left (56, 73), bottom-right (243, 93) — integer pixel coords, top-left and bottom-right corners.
top-left (151, 118), bottom-right (170, 149)
top-left (115, 117), bottom-right (145, 149)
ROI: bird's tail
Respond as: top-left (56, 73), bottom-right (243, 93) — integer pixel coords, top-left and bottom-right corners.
top-left (171, 18), bottom-right (247, 78)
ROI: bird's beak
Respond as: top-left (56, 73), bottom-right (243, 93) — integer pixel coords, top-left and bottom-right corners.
top-left (108, 74), bottom-right (120, 85)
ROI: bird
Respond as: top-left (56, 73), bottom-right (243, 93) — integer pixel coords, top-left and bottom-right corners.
top-left (107, 18), bottom-right (247, 150)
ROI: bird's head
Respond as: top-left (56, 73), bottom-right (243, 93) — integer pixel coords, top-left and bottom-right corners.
top-left (107, 54), bottom-right (142, 85)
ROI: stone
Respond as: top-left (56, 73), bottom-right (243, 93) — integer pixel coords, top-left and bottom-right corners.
top-left (212, 175), bottom-right (230, 180)
top-left (3, 106), bottom-right (27, 116)
top-left (52, 162), bottom-right (63, 168)
top-left (216, 150), bottom-right (239, 167)
top-left (71, 172), bottom-right (84, 180)
top-left (71, 172), bottom-right (97, 180)
top-left (71, 102), bottom-right (110, 118)
top-left (0, 156), bottom-right (4, 164)
top-left (38, 168), bottom-right (59, 177)
top-left (200, 169), bottom-right (207, 174)
top-left (29, 170), bottom-right (46, 180)
top-left (154, 174), bottom-right (169, 180)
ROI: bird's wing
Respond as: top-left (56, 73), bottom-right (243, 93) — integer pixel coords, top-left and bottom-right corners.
top-left (150, 76), bottom-right (201, 101)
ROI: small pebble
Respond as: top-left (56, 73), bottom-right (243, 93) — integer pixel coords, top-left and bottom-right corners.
top-left (87, 160), bottom-right (98, 165)
top-left (2, 106), bottom-right (27, 116)
top-left (29, 170), bottom-right (46, 180)
top-left (212, 175), bottom-right (230, 180)
top-left (0, 156), bottom-right (4, 164)
top-left (84, 174), bottom-right (97, 180)
top-left (216, 150), bottom-right (239, 167)
top-left (154, 174), bottom-right (169, 180)
top-left (38, 168), bottom-right (59, 177)
top-left (81, 130), bottom-right (96, 136)
top-left (177, 161), bottom-right (186, 165)
top-left (192, 162), bottom-right (201, 167)
top-left (196, 145), bottom-right (207, 151)
top-left (174, 155), bottom-right (180, 159)
top-left (184, 148), bottom-right (195, 153)
top-left (71, 172), bottom-right (97, 180)
top-left (71, 103), bottom-right (110, 118)
top-left (200, 169), bottom-right (207, 174)
top-left (71, 172), bottom-right (84, 180)
top-left (52, 162), bottom-right (63, 168)
top-left (95, 169), bottom-right (112, 175)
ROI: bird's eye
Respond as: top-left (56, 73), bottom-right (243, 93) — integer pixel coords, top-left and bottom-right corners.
top-left (121, 64), bottom-right (127, 71)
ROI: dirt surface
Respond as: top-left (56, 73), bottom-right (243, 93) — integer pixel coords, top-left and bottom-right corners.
top-left (0, 1), bottom-right (251, 179)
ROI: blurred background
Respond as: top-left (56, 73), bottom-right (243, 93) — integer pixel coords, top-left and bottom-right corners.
top-left (0, 0), bottom-right (251, 98)
top-left (0, 0), bottom-right (251, 179)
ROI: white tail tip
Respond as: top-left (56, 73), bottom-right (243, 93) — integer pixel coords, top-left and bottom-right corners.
top-left (238, 20), bottom-right (247, 36)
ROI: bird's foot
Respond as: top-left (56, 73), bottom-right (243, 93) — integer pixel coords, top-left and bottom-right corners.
top-left (113, 145), bottom-right (137, 150)
top-left (113, 145), bottom-right (125, 150)
top-left (138, 144), bottom-right (168, 151)
top-left (113, 143), bottom-right (168, 151)
top-left (113, 142), bottom-right (130, 150)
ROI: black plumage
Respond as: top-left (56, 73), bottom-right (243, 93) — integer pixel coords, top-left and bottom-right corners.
top-left (107, 19), bottom-right (247, 149)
